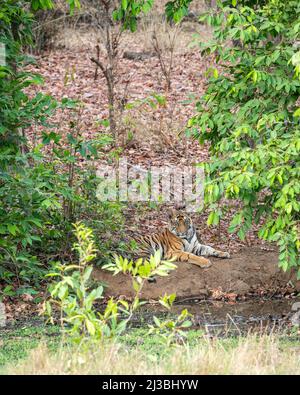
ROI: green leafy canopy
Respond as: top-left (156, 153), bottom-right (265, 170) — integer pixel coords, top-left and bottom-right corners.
top-left (188, 0), bottom-right (300, 275)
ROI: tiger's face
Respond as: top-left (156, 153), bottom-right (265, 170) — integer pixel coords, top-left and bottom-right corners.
top-left (168, 209), bottom-right (193, 239)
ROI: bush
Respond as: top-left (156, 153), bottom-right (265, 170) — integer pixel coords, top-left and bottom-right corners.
top-left (187, 0), bottom-right (300, 276)
top-left (44, 222), bottom-right (179, 344)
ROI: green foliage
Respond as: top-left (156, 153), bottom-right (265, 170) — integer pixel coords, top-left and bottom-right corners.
top-left (38, 106), bottom-right (124, 266)
top-left (125, 93), bottom-right (167, 110)
top-left (104, 250), bottom-right (177, 278)
top-left (148, 293), bottom-right (193, 347)
top-left (30, 0), bottom-right (81, 13)
top-left (112, 0), bottom-right (154, 32)
top-left (0, 99), bottom-right (124, 293)
top-left (103, 250), bottom-right (177, 323)
top-left (149, 308), bottom-right (193, 347)
top-left (0, 324), bottom-right (60, 369)
top-left (0, 1), bottom-right (56, 290)
top-left (45, 224), bottom-right (178, 343)
top-left (112, 0), bottom-right (193, 31)
top-left (115, 0), bottom-right (193, 26)
top-left (188, 0), bottom-right (300, 275)
top-left (165, 0), bottom-right (193, 23)
top-left (0, 1), bottom-right (125, 294)
top-left (104, 252), bottom-right (193, 348)
top-left (45, 223), bottom-right (112, 342)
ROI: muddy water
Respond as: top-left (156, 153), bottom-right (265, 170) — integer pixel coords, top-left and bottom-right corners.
top-left (130, 298), bottom-right (298, 335)
top-left (2, 298), bottom-right (298, 336)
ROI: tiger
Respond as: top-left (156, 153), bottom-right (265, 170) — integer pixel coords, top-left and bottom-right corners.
top-left (134, 208), bottom-right (230, 269)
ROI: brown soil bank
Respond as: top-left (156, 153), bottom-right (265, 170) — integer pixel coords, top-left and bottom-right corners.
top-left (93, 247), bottom-right (300, 299)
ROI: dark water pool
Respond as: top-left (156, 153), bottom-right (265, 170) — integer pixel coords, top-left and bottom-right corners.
top-left (129, 297), bottom-right (299, 336)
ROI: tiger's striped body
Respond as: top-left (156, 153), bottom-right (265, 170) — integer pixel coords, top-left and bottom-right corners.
top-left (135, 210), bottom-right (230, 268)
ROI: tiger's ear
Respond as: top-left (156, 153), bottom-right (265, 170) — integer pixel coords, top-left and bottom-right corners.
top-left (167, 208), bottom-right (177, 219)
top-left (175, 202), bottom-right (186, 211)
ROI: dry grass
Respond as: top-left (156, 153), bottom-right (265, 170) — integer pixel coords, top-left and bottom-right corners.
top-left (51, 18), bottom-right (212, 54)
top-left (41, 0), bottom-right (212, 53)
top-left (6, 334), bottom-right (300, 375)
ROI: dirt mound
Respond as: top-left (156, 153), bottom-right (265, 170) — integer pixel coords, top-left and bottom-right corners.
top-left (93, 247), bottom-right (300, 299)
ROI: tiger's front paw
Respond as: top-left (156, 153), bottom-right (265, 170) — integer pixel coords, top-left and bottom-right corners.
top-left (201, 259), bottom-right (212, 268)
top-left (221, 251), bottom-right (231, 259)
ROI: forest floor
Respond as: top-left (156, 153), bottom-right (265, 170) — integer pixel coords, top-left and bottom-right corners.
top-left (23, 18), bottom-right (300, 300)
top-left (27, 19), bottom-right (267, 254)
top-left (94, 246), bottom-right (300, 299)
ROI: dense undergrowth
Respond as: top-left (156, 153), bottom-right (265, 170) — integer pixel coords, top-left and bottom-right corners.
top-left (1, 324), bottom-right (300, 374)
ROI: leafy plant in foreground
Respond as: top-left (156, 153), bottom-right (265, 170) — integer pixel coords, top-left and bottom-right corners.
top-left (45, 223), bottom-right (118, 343)
top-left (148, 293), bottom-right (193, 347)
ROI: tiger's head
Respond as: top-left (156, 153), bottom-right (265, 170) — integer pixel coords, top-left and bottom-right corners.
top-left (168, 209), bottom-right (195, 240)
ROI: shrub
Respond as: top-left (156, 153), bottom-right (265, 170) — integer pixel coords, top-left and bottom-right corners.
top-left (0, 1), bottom-right (125, 295)
top-left (187, 0), bottom-right (300, 276)
top-left (44, 222), bottom-right (179, 343)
